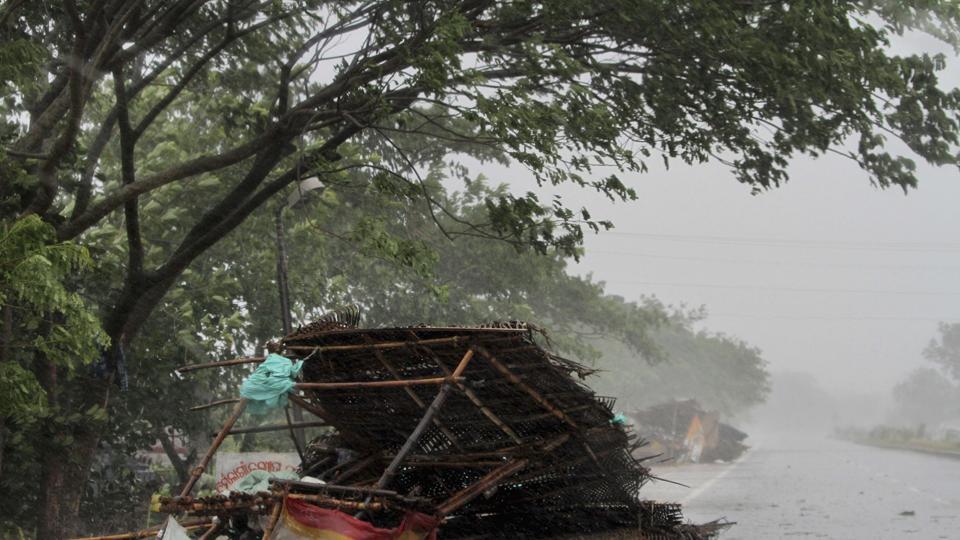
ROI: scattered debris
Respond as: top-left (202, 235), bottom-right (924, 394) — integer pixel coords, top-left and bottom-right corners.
top-left (628, 400), bottom-right (748, 464)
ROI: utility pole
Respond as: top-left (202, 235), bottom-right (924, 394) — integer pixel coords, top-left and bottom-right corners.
top-left (274, 177), bottom-right (323, 451)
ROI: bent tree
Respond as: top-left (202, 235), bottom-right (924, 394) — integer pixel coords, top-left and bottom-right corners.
top-left (1, 1), bottom-right (959, 537)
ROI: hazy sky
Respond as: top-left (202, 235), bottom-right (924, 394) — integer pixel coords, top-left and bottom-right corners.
top-left (571, 152), bottom-right (960, 397)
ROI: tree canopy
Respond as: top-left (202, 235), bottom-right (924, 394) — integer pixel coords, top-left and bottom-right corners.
top-left (2, 1), bottom-right (960, 537)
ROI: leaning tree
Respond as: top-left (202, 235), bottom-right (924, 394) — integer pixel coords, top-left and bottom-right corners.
top-left (1, 1), bottom-right (960, 536)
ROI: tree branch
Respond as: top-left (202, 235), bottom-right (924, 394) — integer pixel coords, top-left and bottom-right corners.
top-left (58, 129), bottom-right (277, 241)
top-left (113, 65), bottom-right (144, 277)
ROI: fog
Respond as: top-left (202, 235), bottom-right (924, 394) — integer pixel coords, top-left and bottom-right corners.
top-left (575, 152), bottom-right (960, 418)
top-left (477, 30), bottom-right (960, 428)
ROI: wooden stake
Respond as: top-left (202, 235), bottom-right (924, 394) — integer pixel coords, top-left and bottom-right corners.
top-left (180, 398), bottom-right (247, 497)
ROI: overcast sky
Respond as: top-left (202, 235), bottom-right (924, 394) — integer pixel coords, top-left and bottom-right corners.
top-left (564, 30), bottom-right (960, 399)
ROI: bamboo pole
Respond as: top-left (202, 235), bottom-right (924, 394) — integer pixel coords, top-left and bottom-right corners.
top-left (261, 500), bottom-right (283, 540)
top-left (197, 522), bottom-right (222, 540)
top-left (180, 398), bottom-right (248, 497)
top-left (374, 385), bottom-right (453, 490)
top-left (294, 376), bottom-right (460, 390)
top-left (475, 345), bottom-right (579, 429)
top-left (436, 434), bottom-right (570, 516)
top-left (177, 356), bottom-right (265, 373)
top-left (189, 398), bottom-right (241, 412)
top-left (437, 458), bottom-right (529, 515)
top-left (419, 342), bottom-right (522, 444)
top-left (283, 333), bottom-right (523, 353)
top-left (372, 347), bottom-right (475, 491)
top-left (68, 520), bottom-right (212, 540)
top-left (332, 453), bottom-right (381, 484)
top-left (159, 493), bottom-right (389, 514)
top-left (287, 393), bottom-right (336, 423)
top-left (369, 339), bottom-right (464, 451)
top-left (284, 335), bottom-right (466, 352)
top-left (214, 420), bottom-right (327, 437)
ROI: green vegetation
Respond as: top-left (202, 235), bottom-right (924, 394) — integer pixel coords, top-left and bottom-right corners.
top-left (841, 324), bottom-right (960, 456)
top-left (1, 1), bottom-right (960, 537)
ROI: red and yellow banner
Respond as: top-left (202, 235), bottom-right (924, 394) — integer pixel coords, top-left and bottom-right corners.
top-left (272, 498), bottom-right (438, 540)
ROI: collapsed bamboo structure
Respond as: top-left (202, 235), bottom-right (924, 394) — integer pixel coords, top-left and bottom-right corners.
top-left (95, 317), bottom-right (727, 539)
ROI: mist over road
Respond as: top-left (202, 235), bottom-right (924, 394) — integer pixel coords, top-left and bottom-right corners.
top-left (640, 432), bottom-right (960, 539)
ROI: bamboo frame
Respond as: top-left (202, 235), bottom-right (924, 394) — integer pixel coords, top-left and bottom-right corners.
top-left (159, 493), bottom-right (390, 516)
top-left (371, 348), bottom-right (476, 491)
top-left (180, 398), bottom-right (248, 497)
top-left (373, 341), bottom-right (465, 451)
top-left (475, 345), bottom-right (579, 429)
top-left (414, 338), bottom-right (523, 445)
top-left (436, 434), bottom-right (570, 516)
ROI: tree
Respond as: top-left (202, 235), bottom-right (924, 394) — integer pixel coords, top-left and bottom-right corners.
top-left (0, 215), bottom-right (106, 538)
top-left (590, 310), bottom-right (771, 418)
top-left (892, 367), bottom-right (958, 428)
top-left (2, 1), bottom-right (960, 536)
top-left (924, 323), bottom-right (960, 382)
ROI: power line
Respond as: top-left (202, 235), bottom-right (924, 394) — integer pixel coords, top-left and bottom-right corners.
top-left (602, 279), bottom-right (960, 296)
top-left (585, 249), bottom-right (960, 272)
top-left (707, 312), bottom-right (959, 323)
top-left (597, 231), bottom-right (960, 254)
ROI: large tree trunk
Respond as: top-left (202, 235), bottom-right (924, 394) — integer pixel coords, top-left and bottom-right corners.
top-left (0, 304), bottom-right (11, 481)
top-left (36, 375), bottom-right (110, 539)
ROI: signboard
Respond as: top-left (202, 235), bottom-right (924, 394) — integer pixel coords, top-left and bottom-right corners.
top-left (214, 452), bottom-right (299, 494)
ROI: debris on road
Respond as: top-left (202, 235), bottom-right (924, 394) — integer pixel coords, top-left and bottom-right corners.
top-left (628, 399), bottom-right (748, 464)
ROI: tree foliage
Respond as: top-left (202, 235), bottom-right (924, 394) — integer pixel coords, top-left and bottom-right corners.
top-left (924, 322), bottom-right (960, 382)
top-left (590, 310), bottom-right (771, 418)
top-left (1, 0), bottom-right (959, 536)
top-left (892, 367), bottom-right (958, 427)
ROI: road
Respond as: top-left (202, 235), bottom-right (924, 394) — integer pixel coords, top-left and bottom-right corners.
top-left (638, 432), bottom-right (960, 539)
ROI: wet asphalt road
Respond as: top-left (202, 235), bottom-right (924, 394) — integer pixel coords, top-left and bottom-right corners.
top-left (639, 432), bottom-right (960, 539)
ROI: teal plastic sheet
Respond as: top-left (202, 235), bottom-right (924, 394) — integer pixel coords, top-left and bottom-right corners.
top-left (232, 469), bottom-right (300, 494)
top-left (239, 353), bottom-right (303, 415)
